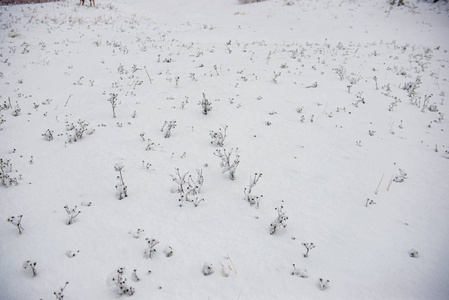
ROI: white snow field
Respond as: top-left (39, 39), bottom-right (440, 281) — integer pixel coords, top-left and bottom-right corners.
top-left (1, 0), bottom-right (448, 299)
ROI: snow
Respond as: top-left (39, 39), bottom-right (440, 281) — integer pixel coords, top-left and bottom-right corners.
top-left (0, 0), bottom-right (448, 299)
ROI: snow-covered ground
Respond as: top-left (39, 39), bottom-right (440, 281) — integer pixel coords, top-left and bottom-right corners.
top-left (1, 0), bottom-right (448, 299)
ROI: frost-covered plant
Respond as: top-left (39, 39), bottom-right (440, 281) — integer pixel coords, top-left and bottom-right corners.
top-left (219, 261), bottom-right (236, 277)
top-left (7, 215), bottom-right (24, 234)
top-left (1, 99), bottom-right (11, 110)
top-left (110, 268), bottom-right (135, 296)
top-left (54, 282), bottom-right (69, 300)
top-left (171, 168), bottom-right (204, 205)
top-left (202, 263), bottom-right (214, 276)
top-left (239, 0), bottom-right (266, 3)
top-left (108, 93), bottom-right (118, 118)
top-left (115, 181), bottom-right (128, 200)
top-left (42, 129), bottom-right (54, 141)
top-left (403, 77), bottom-right (421, 97)
top-left (161, 120), bottom-right (177, 138)
top-left (192, 169), bottom-right (204, 191)
top-left (291, 264), bottom-right (308, 278)
top-left (0, 158), bottom-right (18, 187)
top-left (409, 248), bottom-right (419, 258)
top-left (81, 201), bottom-right (92, 207)
top-left (66, 122), bottom-right (75, 131)
top-left (171, 168), bottom-right (189, 195)
top-left (66, 119), bottom-right (93, 143)
top-left (118, 64), bottom-right (126, 74)
top-left (421, 94), bottom-right (433, 112)
top-left (374, 76), bottom-right (379, 90)
top-left (186, 197), bottom-right (205, 207)
top-left (244, 173), bottom-right (263, 208)
top-left (11, 102), bottom-right (21, 117)
top-left (219, 254), bottom-right (237, 277)
top-left (131, 269), bottom-right (140, 282)
top-left (64, 205), bottom-right (81, 225)
top-left (144, 238), bottom-right (159, 259)
top-left (428, 104), bottom-right (438, 112)
top-left (306, 82), bottom-right (318, 88)
top-left (210, 125), bottom-right (228, 146)
top-left (347, 73), bottom-right (362, 85)
top-left (115, 163), bottom-right (128, 200)
top-left (333, 65), bottom-right (346, 81)
top-left (163, 246), bottom-right (174, 257)
top-left (146, 139), bottom-right (156, 150)
top-left (302, 243), bottom-right (315, 257)
top-left (74, 76), bottom-right (84, 85)
top-left (393, 168), bottom-right (407, 183)
top-left (66, 250), bottom-right (80, 258)
top-left (199, 93), bottom-right (212, 115)
top-left (272, 71), bottom-right (281, 84)
top-left (23, 260), bottom-right (37, 277)
top-left (319, 278), bottom-right (330, 290)
top-left (365, 198), bottom-right (376, 207)
top-left (129, 229), bottom-right (145, 239)
top-left (142, 160), bottom-right (151, 170)
top-left (0, 115), bottom-right (5, 128)
top-left (214, 148), bottom-right (240, 180)
top-left (269, 205), bottom-right (288, 235)
top-left (354, 92), bottom-right (365, 107)
top-left (389, 0), bottom-right (405, 6)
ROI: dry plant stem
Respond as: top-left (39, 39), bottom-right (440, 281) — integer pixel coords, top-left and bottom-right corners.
top-left (239, 0), bottom-right (266, 4)
top-left (64, 94), bottom-right (72, 108)
top-left (374, 173), bottom-right (384, 194)
top-left (24, 261), bottom-right (37, 276)
top-left (144, 66), bottom-right (152, 84)
top-left (118, 169), bottom-right (124, 185)
top-left (8, 215), bottom-right (24, 234)
top-left (322, 103), bottom-right (328, 114)
top-left (226, 253), bottom-right (237, 274)
top-left (387, 176), bottom-right (393, 191)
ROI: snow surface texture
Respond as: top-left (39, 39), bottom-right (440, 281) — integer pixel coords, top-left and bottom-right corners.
top-left (1, 0), bottom-right (449, 299)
